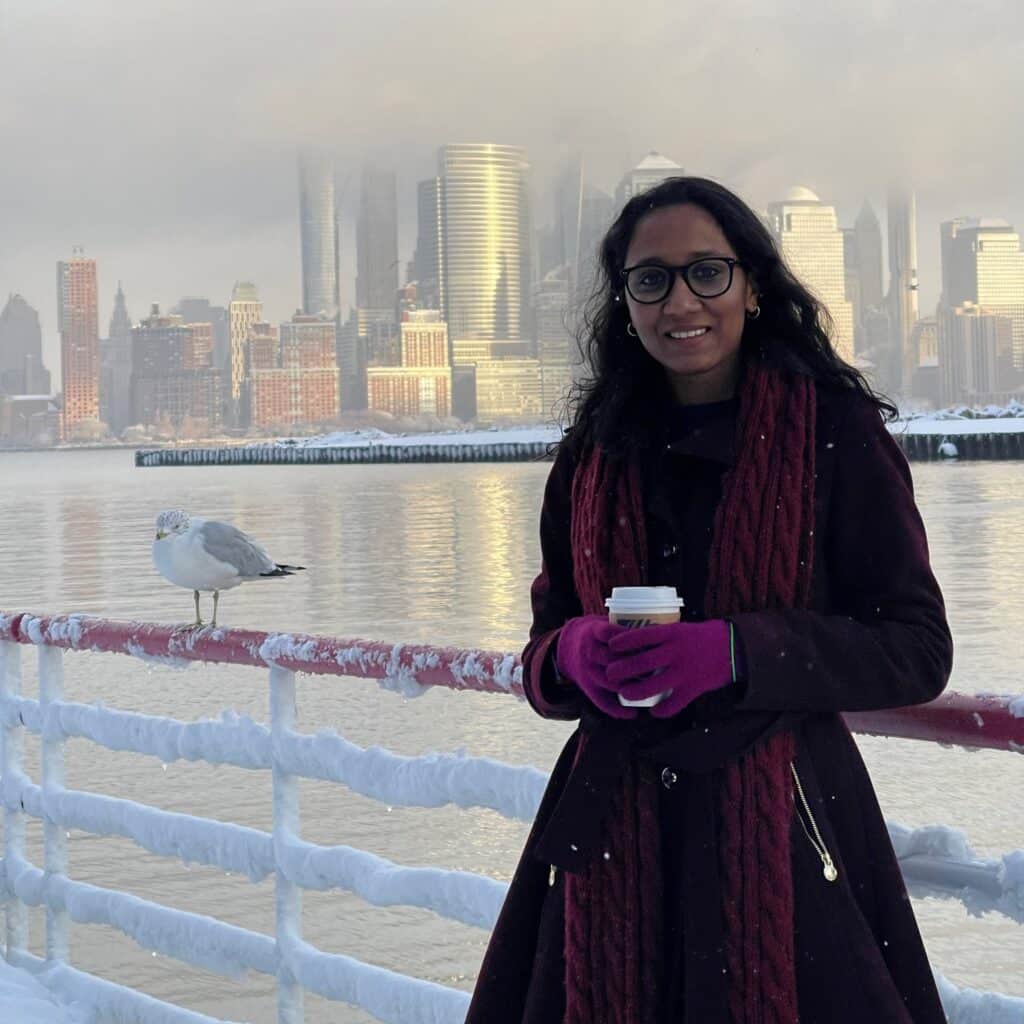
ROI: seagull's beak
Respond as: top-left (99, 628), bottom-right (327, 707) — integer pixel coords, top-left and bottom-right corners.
top-left (155, 530), bottom-right (167, 540)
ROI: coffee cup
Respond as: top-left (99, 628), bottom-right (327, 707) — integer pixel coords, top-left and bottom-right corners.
top-left (605, 586), bottom-right (685, 708)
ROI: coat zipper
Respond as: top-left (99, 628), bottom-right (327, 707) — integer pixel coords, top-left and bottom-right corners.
top-left (791, 763), bottom-right (838, 883)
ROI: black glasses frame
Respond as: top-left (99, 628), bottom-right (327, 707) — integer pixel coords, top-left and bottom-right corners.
top-left (620, 257), bottom-right (745, 304)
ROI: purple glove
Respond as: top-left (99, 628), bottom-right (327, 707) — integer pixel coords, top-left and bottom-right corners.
top-left (606, 619), bottom-right (736, 719)
top-left (555, 615), bottom-right (636, 720)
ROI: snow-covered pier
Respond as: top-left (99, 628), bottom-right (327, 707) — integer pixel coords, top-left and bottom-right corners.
top-left (132, 414), bottom-right (1024, 467)
top-left (2, 610), bottom-right (1023, 1024)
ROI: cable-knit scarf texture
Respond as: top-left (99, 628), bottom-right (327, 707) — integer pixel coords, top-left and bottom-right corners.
top-left (566, 362), bottom-right (817, 1024)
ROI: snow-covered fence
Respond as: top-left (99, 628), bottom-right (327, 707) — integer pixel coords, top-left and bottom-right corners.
top-left (1, 611), bottom-right (1023, 1024)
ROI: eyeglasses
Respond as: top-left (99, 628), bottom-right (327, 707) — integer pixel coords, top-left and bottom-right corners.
top-left (620, 257), bottom-right (745, 304)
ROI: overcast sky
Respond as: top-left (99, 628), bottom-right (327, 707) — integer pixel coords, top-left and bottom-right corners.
top-left (2, 0), bottom-right (1022, 384)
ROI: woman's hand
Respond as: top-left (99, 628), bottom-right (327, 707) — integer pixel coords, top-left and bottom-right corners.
top-left (606, 619), bottom-right (736, 719)
top-left (555, 615), bottom-right (637, 720)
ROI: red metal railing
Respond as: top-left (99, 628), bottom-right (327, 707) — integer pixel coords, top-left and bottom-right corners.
top-left (1, 611), bottom-right (1021, 753)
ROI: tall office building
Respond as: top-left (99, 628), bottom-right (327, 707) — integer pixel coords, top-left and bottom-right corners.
top-left (439, 143), bottom-right (532, 354)
top-left (131, 306), bottom-right (223, 432)
top-left (56, 250), bottom-right (100, 439)
top-left (356, 164), bottom-right (399, 313)
top-left (843, 202), bottom-right (885, 357)
top-left (886, 188), bottom-right (920, 394)
top-left (614, 151), bottom-right (682, 209)
top-left (535, 264), bottom-right (575, 419)
top-left (767, 188), bottom-right (855, 363)
top-left (0, 294), bottom-right (50, 396)
top-left (853, 202), bottom-right (885, 312)
top-left (174, 297), bottom-right (230, 371)
top-left (412, 178), bottom-right (445, 311)
top-left (100, 284), bottom-right (133, 434)
top-left (228, 281), bottom-right (263, 423)
top-left (576, 184), bottom-right (616, 304)
top-left (938, 303), bottom-right (1016, 406)
top-left (366, 310), bottom-right (452, 419)
top-left (554, 155), bottom-right (584, 281)
top-left (298, 154), bottom-right (339, 319)
top-left (940, 218), bottom-right (1024, 368)
top-left (248, 314), bottom-right (339, 429)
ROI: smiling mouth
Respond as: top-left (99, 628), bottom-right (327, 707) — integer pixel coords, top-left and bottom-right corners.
top-left (666, 327), bottom-right (710, 340)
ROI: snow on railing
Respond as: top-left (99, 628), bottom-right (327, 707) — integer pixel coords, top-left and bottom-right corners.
top-left (1, 610), bottom-right (1023, 1024)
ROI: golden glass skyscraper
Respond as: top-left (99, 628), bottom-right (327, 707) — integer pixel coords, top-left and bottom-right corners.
top-left (767, 187), bottom-right (855, 363)
top-left (439, 143), bottom-right (531, 355)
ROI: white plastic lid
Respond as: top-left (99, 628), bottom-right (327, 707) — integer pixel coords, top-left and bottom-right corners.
top-left (604, 586), bottom-right (684, 612)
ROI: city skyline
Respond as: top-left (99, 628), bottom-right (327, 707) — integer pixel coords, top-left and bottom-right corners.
top-left (10, 162), bottom-right (1023, 394)
top-left (5, 1), bottom-right (1024, 384)
top-left (5, 148), bottom-right (1024, 428)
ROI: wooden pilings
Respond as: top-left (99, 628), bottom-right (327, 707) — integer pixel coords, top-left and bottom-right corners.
top-left (891, 430), bottom-right (1024, 461)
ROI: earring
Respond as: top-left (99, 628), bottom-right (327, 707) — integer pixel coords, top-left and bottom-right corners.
top-left (747, 305), bottom-right (761, 320)
top-left (626, 322), bottom-right (638, 337)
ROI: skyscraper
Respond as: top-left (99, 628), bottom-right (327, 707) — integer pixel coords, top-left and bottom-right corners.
top-left (412, 178), bottom-right (445, 311)
top-left (767, 188), bottom-right (855, 363)
top-left (939, 218), bottom-right (1024, 368)
top-left (366, 310), bottom-right (452, 420)
top-left (886, 188), bottom-right (920, 394)
top-left (356, 164), bottom-right (399, 314)
top-left (535, 264), bottom-right (575, 419)
top-left (100, 283), bottom-right (133, 434)
top-left (228, 282), bottom-right (263, 424)
top-left (0, 294), bottom-right (50, 396)
top-left (553, 154), bottom-right (584, 282)
top-left (131, 306), bottom-right (223, 433)
top-left (298, 154), bottom-right (340, 319)
top-left (439, 143), bottom-right (532, 355)
top-left (56, 250), bottom-right (100, 439)
top-left (248, 314), bottom-right (339, 429)
top-left (614, 151), bottom-right (682, 209)
top-left (937, 303), bottom-right (1015, 406)
top-left (853, 202), bottom-right (885, 312)
top-left (576, 184), bottom-right (616, 303)
top-left (174, 297), bottom-right (230, 371)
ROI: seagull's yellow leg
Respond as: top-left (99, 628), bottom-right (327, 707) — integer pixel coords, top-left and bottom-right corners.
top-left (193, 590), bottom-right (204, 627)
top-left (211, 590), bottom-right (220, 628)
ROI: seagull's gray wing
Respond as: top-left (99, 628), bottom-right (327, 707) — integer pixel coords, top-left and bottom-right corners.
top-left (199, 521), bottom-right (277, 578)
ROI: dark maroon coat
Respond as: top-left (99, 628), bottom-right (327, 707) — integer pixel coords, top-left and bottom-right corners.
top-left (467, 386), bottom-right (953, 1024)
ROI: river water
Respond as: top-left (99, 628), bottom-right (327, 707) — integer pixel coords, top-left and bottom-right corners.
top-left (0, 448), bottom-right (1022, 1021)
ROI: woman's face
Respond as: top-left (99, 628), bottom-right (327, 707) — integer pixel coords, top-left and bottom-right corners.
top-left (622, 202), bottom-right (757, 404)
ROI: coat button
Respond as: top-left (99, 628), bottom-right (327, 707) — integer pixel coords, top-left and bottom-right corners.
top-left (661, 767), bottom-right (678, 789)
top-left (661, 542), bottom-right (679, 558)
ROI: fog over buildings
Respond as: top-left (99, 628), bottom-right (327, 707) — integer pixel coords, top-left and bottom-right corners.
top-left (2, 0), bottom-right (1023, 387)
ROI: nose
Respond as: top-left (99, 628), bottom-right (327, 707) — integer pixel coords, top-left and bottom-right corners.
top-left (662, 272), bottom-right (703, 313)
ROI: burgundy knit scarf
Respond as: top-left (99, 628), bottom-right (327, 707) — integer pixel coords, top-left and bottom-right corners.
top-left (565, 361), bottom-right (817, 1024)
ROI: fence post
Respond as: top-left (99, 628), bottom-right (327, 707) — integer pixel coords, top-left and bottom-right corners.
top-left (270, 665), bottom-right (303, 1023)
top-left (39, 645), bottom-right (69, 964)
top-left (0, 640), bottom-right (28, 959)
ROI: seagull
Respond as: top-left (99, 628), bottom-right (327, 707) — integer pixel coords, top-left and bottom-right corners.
top-left (152, 509), bottom-right (305, 627)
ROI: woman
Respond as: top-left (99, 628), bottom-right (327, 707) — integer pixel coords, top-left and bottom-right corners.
top-left (467, 177), bottom-right (952, 1024)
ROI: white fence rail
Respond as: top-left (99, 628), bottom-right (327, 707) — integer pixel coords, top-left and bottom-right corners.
top-left (1, 612), bottom-right (1023, 1024)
